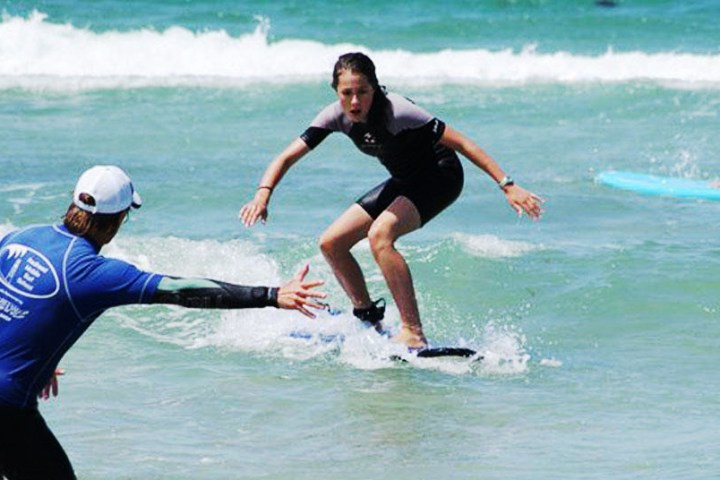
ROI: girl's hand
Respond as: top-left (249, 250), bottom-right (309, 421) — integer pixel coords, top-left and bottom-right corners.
top-left (239, 200), bottom-right (268, 226)
top-left (503, 185), bottom-right (544, 220)
top-left (239, 190), bottom-right (271, 227)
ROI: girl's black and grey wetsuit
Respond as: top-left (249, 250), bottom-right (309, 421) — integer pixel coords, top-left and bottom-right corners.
top-left (300, 92), bottom-right (463, 225)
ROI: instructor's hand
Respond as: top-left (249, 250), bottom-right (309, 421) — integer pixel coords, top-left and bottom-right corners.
top-left (277, 265), bottom-right (326, 318)
top-left (39, 368), bottom-right (64, 401)
top-left (503, 184), bottom-right (544, 220)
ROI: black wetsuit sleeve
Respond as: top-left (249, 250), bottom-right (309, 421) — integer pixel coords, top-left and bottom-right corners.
top-left (152, 279), bottom-right (279, 309)
top-left (300, 126), bottom-right (332, 150)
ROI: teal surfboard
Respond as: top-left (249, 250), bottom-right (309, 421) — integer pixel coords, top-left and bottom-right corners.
top-left (597, 171), bottom-right (720, 201)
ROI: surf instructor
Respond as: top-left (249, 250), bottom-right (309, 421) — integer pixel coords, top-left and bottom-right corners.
top-left (0, 165), bottom-right (326, 480)
top-left (240, 52), bottom-right (543, 349)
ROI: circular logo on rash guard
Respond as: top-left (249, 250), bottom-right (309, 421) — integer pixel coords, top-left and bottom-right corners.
top-left (0, 244), bottom-right (60, 299)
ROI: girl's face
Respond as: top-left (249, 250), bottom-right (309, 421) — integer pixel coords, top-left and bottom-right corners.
top-left (335, 69), bottom-right (375, 123)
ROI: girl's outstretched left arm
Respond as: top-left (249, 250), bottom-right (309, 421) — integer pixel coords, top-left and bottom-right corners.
top-left (439, 125), bottom-right (544, 219)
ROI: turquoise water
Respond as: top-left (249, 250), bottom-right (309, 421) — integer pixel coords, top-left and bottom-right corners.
top-left (2, 1), bottom-right (720, 478)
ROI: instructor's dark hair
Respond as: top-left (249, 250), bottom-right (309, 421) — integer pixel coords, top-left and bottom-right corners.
top-left (331, 52), bottom-right (389, 128)
top-left (63, 197), bottom-right (126, 248)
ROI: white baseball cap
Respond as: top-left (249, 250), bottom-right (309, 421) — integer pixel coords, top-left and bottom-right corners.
top-left (73, 165), bottom-right (142, 214)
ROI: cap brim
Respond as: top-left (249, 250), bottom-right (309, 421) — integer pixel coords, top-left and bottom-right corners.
top-left (131, 190), bottom-right (142, 209)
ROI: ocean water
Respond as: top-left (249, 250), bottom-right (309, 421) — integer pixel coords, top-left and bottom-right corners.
top-left (2, 1), bottom-right (720, 478)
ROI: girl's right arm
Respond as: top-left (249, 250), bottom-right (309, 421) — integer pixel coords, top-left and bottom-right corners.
top-left (239, 138), bottom-right (310, 226)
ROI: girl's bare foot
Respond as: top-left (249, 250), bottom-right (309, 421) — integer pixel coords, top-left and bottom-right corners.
top-left (392, 326), bottom-right (428, 350)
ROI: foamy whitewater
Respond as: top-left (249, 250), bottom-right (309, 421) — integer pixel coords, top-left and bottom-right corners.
top-left (2, 1), bottom-right (720, 479)
top-left (2, 10), bottom-right (720, 91)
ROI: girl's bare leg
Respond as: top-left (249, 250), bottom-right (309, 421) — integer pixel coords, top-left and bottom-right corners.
top-left (366, 197), bottom-right (426, 348)
top-left (318, 204), bottom-right (375, 309)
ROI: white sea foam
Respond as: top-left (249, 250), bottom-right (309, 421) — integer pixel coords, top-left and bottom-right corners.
top-left (452, 232), bottom-right (542, 259)
top-left (202, 297), bottom-right (533, 376)
top-left (2, 11), bottom-right (719, 91)
top-left (476, 321), bottom-right (531, 376)
top-left (105, 235), bottom-right (298, 347)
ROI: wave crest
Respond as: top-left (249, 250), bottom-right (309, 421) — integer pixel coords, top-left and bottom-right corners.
top-left (2, 11), bottom-right (720, 91)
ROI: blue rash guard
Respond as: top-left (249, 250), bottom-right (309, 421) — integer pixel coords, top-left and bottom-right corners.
top-left (0, 224), bottom-right (162, 408)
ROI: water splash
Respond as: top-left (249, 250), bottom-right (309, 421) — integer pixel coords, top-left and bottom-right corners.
top-left (452, 232), bottom-right (543, 259)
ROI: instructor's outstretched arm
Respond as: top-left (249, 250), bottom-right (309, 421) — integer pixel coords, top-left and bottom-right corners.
top-left (153, 264), bottom-right (326, 318)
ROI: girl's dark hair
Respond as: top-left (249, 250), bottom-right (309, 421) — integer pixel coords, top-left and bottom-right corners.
top-left (331, 52), bottom-right (389, 127)
top-left (63, 200), bottom-right (126, 247)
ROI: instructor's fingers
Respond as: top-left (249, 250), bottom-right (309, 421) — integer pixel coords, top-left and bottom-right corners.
top-left (300, 289), bottom-right (327, 299)
top-left (296, 306), bottom-right (316, 319)
top-left (300, 279), bottom-right (325, 290)
top-left (289, 295), bottom-right (317, 318)
top-left (298, 290), bottom-right (327, 300)
top-left (299, 298), bottom-right (327, 309)
top-left (294, 264), bottom-right (310, 281)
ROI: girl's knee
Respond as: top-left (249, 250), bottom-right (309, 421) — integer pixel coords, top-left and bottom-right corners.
top-left (367, 223), bottom-right (393, 256)
top-left (318, 232), bottom-right (336, 256)
top-left (319, 231), bottom-right (355, 258)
